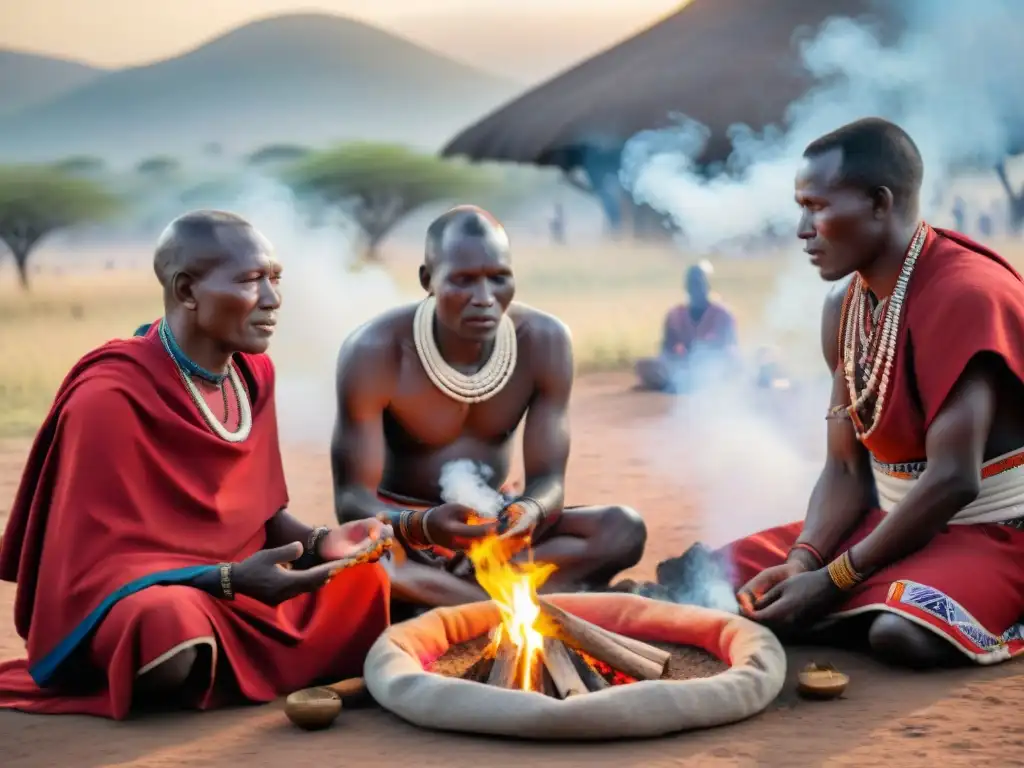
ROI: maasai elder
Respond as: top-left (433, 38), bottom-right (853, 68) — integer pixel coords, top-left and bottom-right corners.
top-left (729, 118), bottom-right (1024, 668)
top-left (332, 205), bottom-right (646, 612)
top-left (634, 262), bottom-right (739, 393)
top-left (0, 211), bottom-right (392, 719)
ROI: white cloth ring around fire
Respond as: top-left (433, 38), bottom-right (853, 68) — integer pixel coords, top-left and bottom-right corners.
top-left (363, 592), bottom-right (786, 740)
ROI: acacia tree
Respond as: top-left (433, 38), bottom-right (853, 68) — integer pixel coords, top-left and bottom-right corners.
top-left (283, 143), bottom-right (498, 260)
top-left (0, 166), bottom-right (119, 289)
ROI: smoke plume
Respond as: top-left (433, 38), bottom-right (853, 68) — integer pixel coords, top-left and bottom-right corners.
top-left (620, 0), bottom-right (1024, 251)
top-left (220, 175), bottom-right (406, 443)
top-left (439, 459), bottom-right (505, 517)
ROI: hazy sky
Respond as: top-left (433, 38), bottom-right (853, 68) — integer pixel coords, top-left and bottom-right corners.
top-left (4, 0), bottom-right (683, 67)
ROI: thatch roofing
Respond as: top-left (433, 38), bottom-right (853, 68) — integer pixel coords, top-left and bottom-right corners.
top-left (441, 0), bottom-right (894, 170)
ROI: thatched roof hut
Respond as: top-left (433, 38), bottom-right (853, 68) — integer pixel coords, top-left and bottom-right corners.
top-left (441, 0), bottom-right (890, 171)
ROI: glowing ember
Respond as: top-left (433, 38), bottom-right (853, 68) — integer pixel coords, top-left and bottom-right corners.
top-left (468, 534), bottom-right (557, 691)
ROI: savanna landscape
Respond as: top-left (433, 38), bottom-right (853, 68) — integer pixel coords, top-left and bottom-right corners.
top-left (3, 0), bottom-right (1024, 765)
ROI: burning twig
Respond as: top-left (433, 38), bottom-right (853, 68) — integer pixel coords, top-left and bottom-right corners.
top-left (538, 599), bottom-right (669, 681)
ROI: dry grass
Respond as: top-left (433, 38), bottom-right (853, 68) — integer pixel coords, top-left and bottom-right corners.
top-left (3, 236), bottom-right (1023, 437)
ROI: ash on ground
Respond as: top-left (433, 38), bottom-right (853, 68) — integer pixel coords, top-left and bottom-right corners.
top-left (610, 542), bottom-right (740, 613)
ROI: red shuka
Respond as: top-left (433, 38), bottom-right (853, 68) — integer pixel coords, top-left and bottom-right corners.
top-left (725, 227), bottom-right (1024, 663)
top-left (663, 301), bottom-right (737, 354)
top-left (0, 325), bottom-right (390, 718)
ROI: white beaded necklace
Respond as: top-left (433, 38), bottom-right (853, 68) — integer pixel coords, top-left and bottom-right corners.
top-left (413, 296), bottom-right (517, 404)
top-left (842, 222), bottom-right (928, 440)
top-left (158, 325), bottom-right (253, 443)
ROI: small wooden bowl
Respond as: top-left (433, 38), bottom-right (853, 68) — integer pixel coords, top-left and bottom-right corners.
top-left (284, 687), bottom-right (343, 730)
top-left (797, 663), bottom-right (849, 700)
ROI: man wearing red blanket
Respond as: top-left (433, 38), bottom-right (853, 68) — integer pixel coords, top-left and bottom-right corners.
top-left (730, 118), bottom-right (1024, 668)
top-left (0, 211), bottom-right (393, 719)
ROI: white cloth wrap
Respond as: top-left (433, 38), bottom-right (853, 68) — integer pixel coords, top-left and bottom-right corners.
top-left (872, 448), bottom-right (1024, 524)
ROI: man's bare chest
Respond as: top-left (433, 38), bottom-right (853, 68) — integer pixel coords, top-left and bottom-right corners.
top-left (386, 355), bottom-right (533, 447)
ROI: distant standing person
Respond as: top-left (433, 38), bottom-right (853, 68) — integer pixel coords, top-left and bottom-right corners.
top-left (634, 262), bottom-right (739, 393)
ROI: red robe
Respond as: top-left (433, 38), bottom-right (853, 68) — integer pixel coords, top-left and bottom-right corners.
top-left (0, 324), bottom-right (390, 719)
top-left (663, 301), bottom-right (737, 356)
top-left (725, 227), bottom-right (1024, 663)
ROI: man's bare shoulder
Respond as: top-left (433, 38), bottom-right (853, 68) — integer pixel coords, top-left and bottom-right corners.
top-left (339, 304), bottom-right (416, 362)
top-left (509, 302), bottom-right (572, 349)
top-left (336, 304), bottom-right (418, 395)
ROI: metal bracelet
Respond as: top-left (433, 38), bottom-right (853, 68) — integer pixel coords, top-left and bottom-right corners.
top-left (219, 562), bottom-right (235, 600)
top-left (305, 528), bottom-right (329, 561)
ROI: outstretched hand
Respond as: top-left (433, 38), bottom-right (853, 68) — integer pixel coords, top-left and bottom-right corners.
top-left (319, 518), bottom-right (394, 562)
top-left (232, 540), bottom-right (388, 607)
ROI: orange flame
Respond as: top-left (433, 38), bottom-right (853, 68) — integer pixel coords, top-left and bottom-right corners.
top-left (468, 534), bottom-right (557, 691)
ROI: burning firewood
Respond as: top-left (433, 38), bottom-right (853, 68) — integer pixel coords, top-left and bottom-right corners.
top-left (541, 636), bottom-right (588, 697)
top-left (567, 648), bottom-right (610, 692)
top-left (538, 598), bottom-right (671, 667)
top-left (537, 599), bottom-right (669, 681)
top-left (486, 629), bottom-right (520, 688)
top-left (460, 654), bottom-right (495, 683)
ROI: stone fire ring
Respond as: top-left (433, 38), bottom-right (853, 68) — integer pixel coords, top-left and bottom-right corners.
top-left (363, 592), bottom-right (786, 741)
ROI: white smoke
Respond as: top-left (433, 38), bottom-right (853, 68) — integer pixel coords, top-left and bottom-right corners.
top-left (438, 459), bottom-right (505, 517)
top-left (620, 0), bottom-right (1024, 251)
top-left (218, 174), bottom-right (406, 443)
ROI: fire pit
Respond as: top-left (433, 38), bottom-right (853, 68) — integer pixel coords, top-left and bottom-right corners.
top-left (364, 537), bottom-right (785, 740)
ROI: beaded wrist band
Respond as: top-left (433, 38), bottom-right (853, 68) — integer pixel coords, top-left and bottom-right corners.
top-left (826, 550), bottom-right (864, 591)
top-left (219, 562), bottom-right (235, 600)
top-left (307, 526), bottom-right (329, 557)
top-left (398, 509), bottom-right (432, 550)
top-left (293, 526), bottom-right (330, 570)
top-left (788, 541), bottom-right (825, 569)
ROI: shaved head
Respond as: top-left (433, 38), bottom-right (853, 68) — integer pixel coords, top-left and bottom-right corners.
top-left (424, 205), bottom-right (510, 270)
top-left (154, 210), bottom-right (268, 296)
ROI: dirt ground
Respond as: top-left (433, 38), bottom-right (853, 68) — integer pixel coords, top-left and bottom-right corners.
top-left (1, 373), bottom-right (1022, 767)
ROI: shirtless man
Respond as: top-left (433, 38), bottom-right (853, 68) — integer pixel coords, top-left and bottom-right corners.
top-left (332, 205), bottom-right (647, 610)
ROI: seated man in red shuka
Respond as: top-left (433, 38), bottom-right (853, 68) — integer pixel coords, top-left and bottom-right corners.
top-left (0, 210), bottom-right (393, 719)
top-left (726, 118), bottom-right (1024, 669)
top-left (635, 262), bottom-right (739, 393)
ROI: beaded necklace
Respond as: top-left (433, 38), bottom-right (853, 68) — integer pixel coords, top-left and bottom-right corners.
top-left (158, 318), bottom-right (252, 442)
top-left (841, 222), bottom-right (928, 440)
top-left (412, 296), bottom-right (517, 404)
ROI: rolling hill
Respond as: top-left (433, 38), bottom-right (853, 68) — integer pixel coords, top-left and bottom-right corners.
top-left (0, 50), bottom-right (106, 118)
top-left (0, 13), bottom-right (523, 164)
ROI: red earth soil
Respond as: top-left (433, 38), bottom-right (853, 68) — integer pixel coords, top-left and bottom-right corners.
top-left (1, 373), bottom-right (1022, 767)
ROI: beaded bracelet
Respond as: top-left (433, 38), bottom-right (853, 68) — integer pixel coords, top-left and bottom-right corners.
top-left (293, 525), bottom-right (330, 570)
top-left (788, 541), bottom-right (825, 569)
top-left (398, 509), bottom-right (432, 550)
top-left (826, 550), bottom-right (864, 591)
top-left (219, 562), bottom-right (235, 600)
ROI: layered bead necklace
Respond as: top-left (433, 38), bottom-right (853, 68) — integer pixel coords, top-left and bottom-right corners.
top-left (158, 318), bottom-right (253, 443)
top-left (841, 222), bottom-right (928, 440)
top-left (413, 295), bottom-right (517, 404)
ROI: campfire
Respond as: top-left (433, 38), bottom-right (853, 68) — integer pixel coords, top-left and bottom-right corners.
top-left (458, 534), bottom-right (672, 696)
